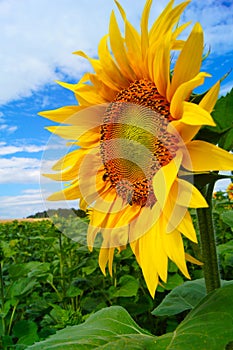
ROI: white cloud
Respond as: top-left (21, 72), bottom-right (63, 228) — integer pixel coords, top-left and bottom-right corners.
top-left (0, 188), bottom-right (78, 219)
top-left (0, 0), bottom-right (232, 105)
top-left (0, 144), bottom-right (46, 156)
top-left (0, 157), bottom-right (41, 184)
top-left (0, 112), bottom-right (18, 133)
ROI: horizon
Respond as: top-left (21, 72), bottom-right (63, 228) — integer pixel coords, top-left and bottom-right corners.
top-left (1, 0), bottom-right (232, 219)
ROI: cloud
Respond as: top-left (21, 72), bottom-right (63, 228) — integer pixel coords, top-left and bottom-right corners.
top-left (0, 143), bottom-right (46, 156)
top-left (0, 0), bottom-right (232, 105)
top-left (0, 112), bottom-right (18, 133)
top-left (0, 157), bottom-right (41, 184)
top-left (0, 188), bottom-right (77, 219)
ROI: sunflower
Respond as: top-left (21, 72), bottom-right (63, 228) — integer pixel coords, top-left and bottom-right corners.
top-left (227, 183), bottom-right (233, 201)
top-left (40, 0), bottom-right (233, 297)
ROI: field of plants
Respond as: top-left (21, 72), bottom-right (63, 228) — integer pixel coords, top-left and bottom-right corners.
top-left (0, 190), bottom-right (232, 349)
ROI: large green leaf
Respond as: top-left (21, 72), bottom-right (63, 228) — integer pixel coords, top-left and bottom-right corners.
top-left (27, 284), bottom-right (233, 350)
top-left (196, 89), bottom-right (233, 149)
top-left (26, 306), bottom-right (155, 349)
top-left (167, 283), bottom-right (233, 349)
top-left (211, 88), bottom-right (233, 133)
top-left (152, 279), bottom-right (206, 316)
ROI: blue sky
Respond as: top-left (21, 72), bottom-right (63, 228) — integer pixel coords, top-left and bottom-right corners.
top-left (0, 0), bottom-right (233, 218)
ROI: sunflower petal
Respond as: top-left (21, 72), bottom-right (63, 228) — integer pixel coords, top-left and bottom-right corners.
top-left (177, 211), bottom-right (198, 243)
top-left (184, 141), bottom-right (233, 171)
top-left (169, 22), bottom-right (204, 100)
top-left (181, 102), bottom-right (216, 126)
top-left (38, 106), bottom-right (84, 124)
top-left (153, 151), bottom-right (182, 208)
top-left (170, 72), bottom-right (210, 118)
top-left (98, 35), bottom-right (129, 90)
top-left (163, 228), bottom-right (190, 279)
top-left (151, 33), bottom-right (171, 97)
top-left (47, 180), bottom-right (81, 201)
top-left (199, 81), bottom-right (220, 113)
top-left (170, 121), bottom-right (201, 144)
top-left (109, 11), bottom-right (135, 80)
top-left (185, 253), bottom-right (203, 265)
top-left (141, 0), bottom-right (152, 60)
top-left (172, 178), bottom-right (208, 208)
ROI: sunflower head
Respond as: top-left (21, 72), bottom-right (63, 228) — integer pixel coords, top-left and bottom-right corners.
top-left (40, 0), bottom-right (233, 297)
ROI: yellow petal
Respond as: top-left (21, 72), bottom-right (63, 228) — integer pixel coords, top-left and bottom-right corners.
top-left (177, 211), bottom-right (197, 243)
top-left (45, 126), bottom-right (83, 140)
top-left (125, 20), bottom-right (143, 77)
top-left (153, 151), bottom-right (182, 208)
top-left (141, 0), bottom-right (152, 60)
top-left (150, 1), bottom-right (190, 42)
top-left (38, 105), bottom-right (84, 124)
top-left (171, 121), bottom-right (201, 144)
top-left (162, 227), bottom-right (190, 279)
top-left (88, 74), bottom-right (116, 102)
top-left (151, 32), bottom-right (171, 97)
top-left (79, 154), bottom-right (109, 205)
top-left (184, 141), bottom-right (233, 171)
top-left (181, 102), bottom-right (216, 126)
top-left (98, 35), bottom-right (129, 90)
top-left (47, 180), bottom-right (81, 201)
top-left (115, 0), bottom-right (142, 77)
top-left (109, 11), bottom-right (135, 81)
top-left (170, 72), bottom-right (210, 118)
top-left (199, 81), bottom-right (220, 113)
top-left (74, 84), bottom-right (106, 105)
top-left (185, 253), bottom-right (203, 265)
top-left (52, 148), bottom-right (87, 171)
top-left (129, 203), bottom-right (161, 242)
top-left (99, 247), bottom-right (115, 276)
top-left (169, 22), bottom-right (204, 100)
top-left (46, 105), bottom-right (103, 140)
top-left (73, 50), bottom-right (101, 76)
top-left (171, 179), bottom-right (208, 209)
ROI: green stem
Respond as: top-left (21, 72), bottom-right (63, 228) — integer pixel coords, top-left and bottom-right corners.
top-left (0, 261), bottom-right (6, 336)
top-left (196, 182), bottom-right (221, 293)
top-left (58, 232), bottom-right (66, 300)
top-left (7, 301), bottom-right (19, 336)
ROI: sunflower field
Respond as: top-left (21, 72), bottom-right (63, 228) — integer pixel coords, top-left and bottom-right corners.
top-left (2, 0), bottom-right (233, 348)
top-left (0, 186), bottom-right (233, 349)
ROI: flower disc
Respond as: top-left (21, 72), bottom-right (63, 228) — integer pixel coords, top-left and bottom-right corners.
top-left (100, 79), bottom-right (179, 207)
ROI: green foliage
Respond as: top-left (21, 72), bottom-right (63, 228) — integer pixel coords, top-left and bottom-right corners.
top-left (27, 284), bottom-right (233, 350)
top-left (0, 218), bottom-right (185, 349)
top-left (0, 172), bottom-right (232, 349)
top-left (196, 88), bottom-right (233, 151)
top-left (152, 279), bottom-right (206, 317)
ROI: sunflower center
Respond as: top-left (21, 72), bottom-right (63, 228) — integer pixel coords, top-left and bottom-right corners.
top-left (100, 79), bottom-right (178, 207)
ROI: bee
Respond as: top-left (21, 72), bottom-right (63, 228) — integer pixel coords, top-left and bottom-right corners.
top-left (102, 172), bottom-right (109, 181)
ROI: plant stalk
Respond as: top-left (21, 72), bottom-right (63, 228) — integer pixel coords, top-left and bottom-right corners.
top-left (196, 182), bottom-right (221, 293)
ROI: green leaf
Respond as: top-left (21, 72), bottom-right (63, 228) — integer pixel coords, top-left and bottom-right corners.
top-left (160, 273), bottom-right (184, 292)
top-left (112, 275), bottom-right (139, 297)
top-left (26, 285), bottom-right (233, 349)
top-left (13, 320), bottom-right (39, 346)
top-left (211, 88), bottom-right (233, 133)
top-left (221, 210), bottom-right (233, 227)
top-left (166, 283), bottom-right (233, 349)
top-left (26, 306), bottom-right (155, 350)
top-left (10, 278), bottom-right (39, 297)
top-left (152, 279), bottom-right (206, 316)
top-left (195, 89), bottom-right (233, 148)
top-left (218, 128), bottom-right (233, 151)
